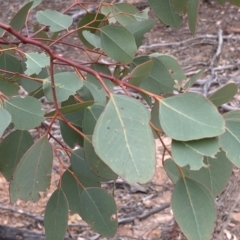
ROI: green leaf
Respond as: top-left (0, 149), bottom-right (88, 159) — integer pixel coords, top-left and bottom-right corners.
top-left (21, 67), bottom-right (47, 93)
top-left (126, 19), bottom-right (156, 47)
top-left (93, 94), bottom-right (155, 184)
top-left (187, 0), bottom-right (200, 35)
top-left (159, 93), bottom-right (225, 141)
top-left (10, 135), bottom-right (53, 203)
top-left (61, 168), bottom-right (82, 215)
top-left (0, 130), bottom-right (34, 181)
top-left (23, 0), bottom-right (42, 9)
top-left (43, 72), bottom-right (83, 102)
top-left (80, 188), bottom-right (118, 237)
top-left (0, 78), bottom-right (19, 96)
top-left (36, 10), bottom-right (73, 32)
top-left (229, 0), bottom-right (240, 6)
top-left (71, 149), bottom-right (102, 187)
top-left (24, 52), bottom-right (50, 76)
top-left (0, 54), bottom-right (23, 77)
top-left (3, 96), bottom-right (44, 130)
top-left (129, 60), bottom-right (154, 86)
top-left (82, 105), bottom-right (104, 135)
top-left (44, 189), bottom-right (68, 240)
top-left (111, 3), bottom-right (138, 26)
top-left (172, 177), bottom-right (216, 240)
top-left (83, 81), bottom-right (107, 106)
top-left (219, 111), bottom-right (240, 167)
top-left (82, 31), bottom-right (102, 48)
top-left (0, 108), bottom-right (11, 137)
top-left (60, 121), bottom-right (83, 148)
top-left (183, 68), bottom-right (205, 90)
top-left (45, 101), bottom-right (94, 118)
top-left (84, 137), bottom-right (118, 180)
top-left (164, 158), bottom-right (181, 183)
top-left (140, 58), bottom-right (175, 94)
top-left (186, 150), bottom-right (233, 197)
top-left (154, 54), bottom-right (186, 82)
top-left (171, 0), bottom-right (188, 13)
top-left (148, 0), bottom-right (182, 28)
top-left (87, 64), bottom-right (114, 92)
top-left (172, 138), bottom-right (219, 170)
top-left (208, 82), bottom-right (238, 107)
top-left (10, 2), bottom-right (33, 31)
top-left (78, 13), bottom-right (106, 49)
top-left (100, 25), bottom-right (137, 63)
top-left (151, 101), bottom-right (162, 138)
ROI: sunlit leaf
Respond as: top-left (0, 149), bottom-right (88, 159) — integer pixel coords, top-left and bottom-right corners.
top-left (100, 25), bottom-right (137, 63)
top-left (159, 93), bottom-right (225, 141)
top-left (0, 108), bottom-right (11, 137)
top-left (93, 94), bottom-right (155, 184)
top-left (219, 111), bottom-right (240, 167)
top-left (43, 72), bottom-right (83, 102)
top-left (148, 0), bottom-right (182, 28)
top-left (36, 10), bottom-right (73, 32)
top-left (3, 96), bottom-right (44, 130)
top-left (208, 82), bottom-right (238, 107)
top-left (0, 130), bottom-right (34, 181)
top-left (10, 135), bottom-right (53, 203)
top-left (44, 189), bottom-right (68, 240)
top-left (24, 52), bottom-right (50, 76)
top-left (80, 188), bottom-right (118, 237)
top-left (172, 177), bottom-right (216, 240)
top-left (172, 138), bottom-right (219, 170)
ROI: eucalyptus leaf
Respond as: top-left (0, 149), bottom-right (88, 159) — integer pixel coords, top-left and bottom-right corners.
top-left (0, 108), bottom-right (12, 137)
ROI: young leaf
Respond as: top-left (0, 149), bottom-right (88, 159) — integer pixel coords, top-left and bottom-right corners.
top-left (219, 111), bottom-right (240, 167)
top-left (3, 96), bottom-right (44, 130)
top-left (171, 138), bottom-right (219, 170)
top-left (125, 19), bottom-right (156, 47)
top-left (43, 72), bottom-right (83, 102)
top-left (172, 177), bottom-right (216, 240)
top-left (24, 52), bottom-right (50, 76)
top-left (10, 2), bottom-right (33, 31)
top-left (36, 10), bottom-right (73, 32)
top-left (61, 168), bottom-right (82, 215)
top-left (159, 93), bottom-right (225, 141)
top-left (80, 187), bottom-right (118, 237)
top-left (10, 135), bottom-right (53, 203)
top-left (187, 0), bottom-right (200, 35)
top-left (84, 137), bottom-right (118, 180)
top-left (0, 108), bottom-right (11, 137)
top-left (93, 94), bottom-right (155, 184)
top-left (100, 25), bottom-right (137, 63)
top-left (129, 60), bottom-right (154, 86)
top-left (187, 150), bottom-right (233, 197)
top-left (71, 149), bottom-right (102, 187)
top-left (148, 0), bottom-right (182, 28)
top-left (208, 82), bottom-right (238, 107)
top-left (44, 189), bottom-right (68, 240)
top-left (78, 13), bottom-right (106, 49)
top-left (0, 130), bottom-right (34, 181)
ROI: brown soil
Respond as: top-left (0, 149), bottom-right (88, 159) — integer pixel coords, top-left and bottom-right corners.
top-left (1, 1), bottom-right (240, 240)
